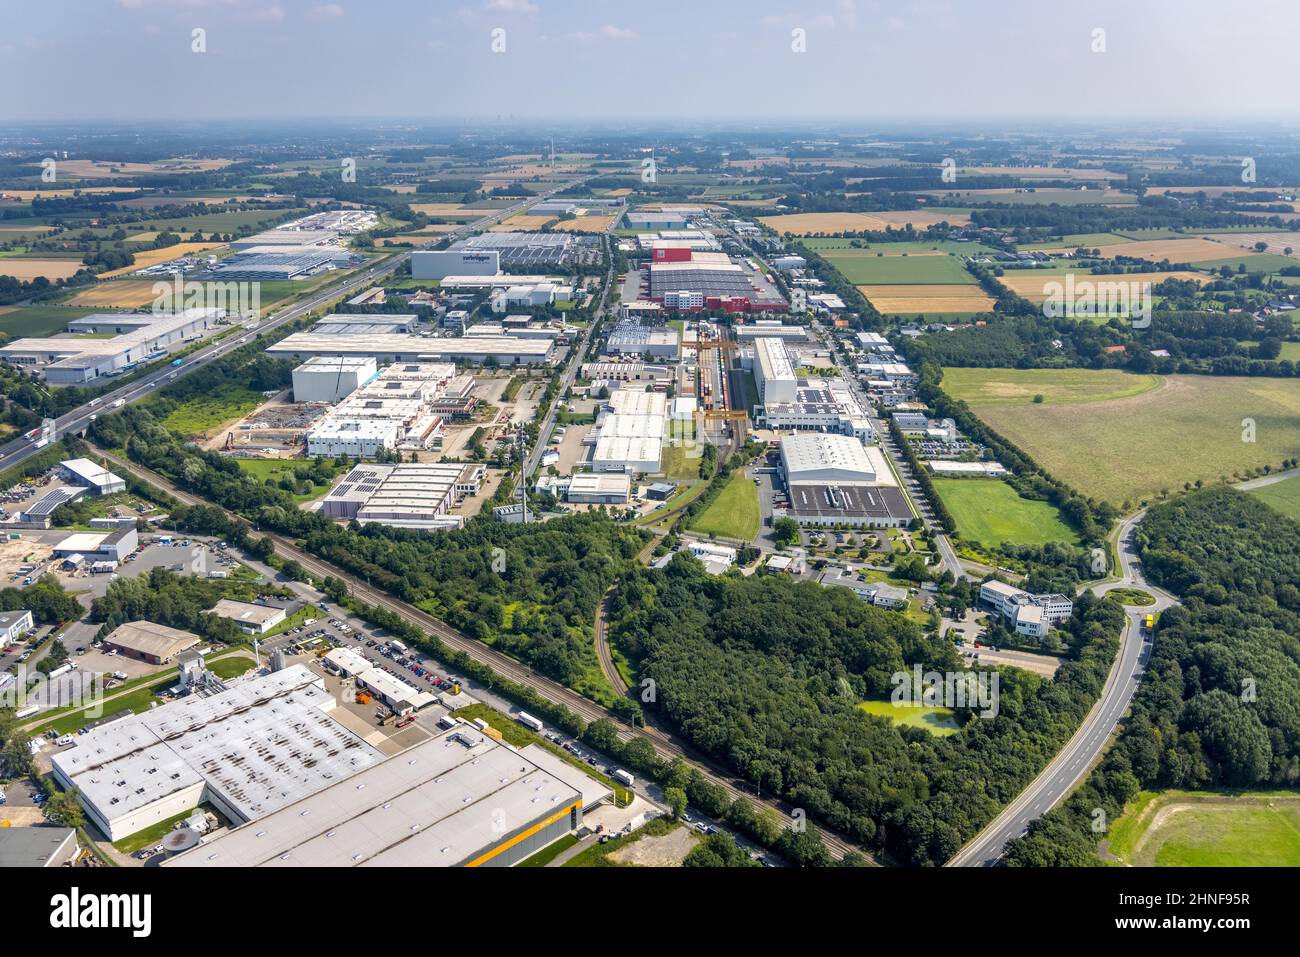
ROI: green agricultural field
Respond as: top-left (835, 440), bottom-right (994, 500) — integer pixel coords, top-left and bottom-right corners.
top-left (931, 479), bottom-right (1080, 548)
top-left (1018, 232), bottom-right (1131, 250)
top-left (686, 471), bottom-right (760, 542)
top-left (0, 304), bottom-right (96, 339)
top-left (161, 383), bottom-right (265, 438)
top-left (1194, 253), bottom-right (1299, 273)
top-left (1246, 473), bottom-right (1300, 520)
top-left (941, 368), bottom-right (1300, 505)
top-left (858, 699), bottom-right (960, 736)
top-left (1106, 791), bottom-right (1300, 866)
top-left (824, 252), bottom-right (974, 284)
top-left (941, 366), bottom-right (1162, 406)
top-left (802, 238), bottom-right (997, 255)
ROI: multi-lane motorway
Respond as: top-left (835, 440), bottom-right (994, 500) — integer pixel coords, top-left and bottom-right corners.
top-left (0, 186), bottom-right (577, 477)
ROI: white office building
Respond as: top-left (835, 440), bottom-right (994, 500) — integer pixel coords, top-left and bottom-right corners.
top-left (292, 356), bottom-right (378, 403)
top-left (979, 580), bottom-right (1074, 639)
top-left (753, 337), bottom-right (798, 405)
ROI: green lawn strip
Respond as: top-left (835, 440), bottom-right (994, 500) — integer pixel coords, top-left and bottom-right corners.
top-left (516, 832), bottom-right (580, 867)
top-left (685, 471), bottom-right (760, 542)
top-left (931, 478), bottom-right (1080, 548)
top-left (112, 807), bottom-right (203, 855)
top-left (260, 604), bottom-right (322, 639)
top-left (23, 649), bottom-right (254, 735)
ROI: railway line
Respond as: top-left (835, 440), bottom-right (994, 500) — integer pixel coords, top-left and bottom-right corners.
top-left (92, 446), bottom-right (872, 863)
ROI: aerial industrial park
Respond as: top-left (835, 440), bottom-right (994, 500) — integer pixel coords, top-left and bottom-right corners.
top-left (0, 4), bottom-right (1294, 936)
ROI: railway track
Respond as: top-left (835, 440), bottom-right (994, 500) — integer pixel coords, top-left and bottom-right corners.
top-left (593, 589), bottom-right (629, 696)
top-left (94, 447), bottom-right (872, 863)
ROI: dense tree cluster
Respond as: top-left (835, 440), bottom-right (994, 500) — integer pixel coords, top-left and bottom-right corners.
top-left (1005, 489), bottom-right (1300, 865)
top-left (89, 566), bottom-right (285, 646)
top-left (0, 574), bottom-right (82, 625)
top-left (608, 552), bottom-right (1125, 865)
top-left (306, 514), bottom-right (646, 694)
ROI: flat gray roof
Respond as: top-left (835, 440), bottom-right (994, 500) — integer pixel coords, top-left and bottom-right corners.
top-left (0, 827), bottom-right (77, 867)
top-left (53, 666), bottom-right (383, 825)
top-left (164, 727), bottom-right (583, 868)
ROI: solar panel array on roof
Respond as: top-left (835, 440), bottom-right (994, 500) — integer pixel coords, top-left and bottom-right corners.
top-left (25, 486), bottom-right (83, 517)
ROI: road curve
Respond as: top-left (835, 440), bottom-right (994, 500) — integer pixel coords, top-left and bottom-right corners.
top-left (946, 510), bottom-right (1177, 866)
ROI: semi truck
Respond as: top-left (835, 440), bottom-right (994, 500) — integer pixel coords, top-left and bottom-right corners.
top-left (516, 711), bottom-right (544, 733)
top-left (612, 768), bottom-right (635, 788)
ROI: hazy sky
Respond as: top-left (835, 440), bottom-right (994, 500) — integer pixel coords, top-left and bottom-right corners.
top-left (3, 0), bottom-right (1299, 124)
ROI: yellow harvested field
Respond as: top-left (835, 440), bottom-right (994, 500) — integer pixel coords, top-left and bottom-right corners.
top-left (99, 242), bottom-right (224, 278)
top-left (69, 280), bottom-right (168, 308)
top-left (0, 224), bottom-right (55, 234)
top-left (605, 188), bottom-right (633, 197)
top-left (1089, 238), bottom-right (1235, 263)
top-left (859, 284), bottom-right (995, 314)
top-left (1205, 232), bottom-right (1300, 259)
top-left (958, 166), bottom-right (1122, 180)
top-left (489, 214), bottom-right (555, 231)
top-left (552, 215), bottom-right (615, 233)
top-left (760, 210), bottom-right (971, 235)
top-left (57, 158), bottom-right (233, 178)
top-left (726, 157), bottom-right (791, 169)
top-left (0, 186), bottom-right (141, 201)
top-left (0, 259), bottom-right (86, 280)
top-left (999, 271), bottom-right (1210, 303)
top-left (384, 184), bottom-right (419, 193)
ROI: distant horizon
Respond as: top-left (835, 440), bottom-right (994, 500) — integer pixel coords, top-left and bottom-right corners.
top-left (5, 0), bottom-right (1300, 123)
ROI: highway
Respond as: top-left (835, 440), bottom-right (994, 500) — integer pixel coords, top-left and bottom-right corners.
top-left (0, 185), bottom-right (578, 477)
top-left (947, 509), bottom-right (1179, 866)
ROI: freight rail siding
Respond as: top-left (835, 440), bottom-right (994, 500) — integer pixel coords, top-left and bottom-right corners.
top-left (91, 445), bottom-right (871, 864)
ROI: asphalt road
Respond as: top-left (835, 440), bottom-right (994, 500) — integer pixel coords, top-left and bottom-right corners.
top-left (523, 232), bottom-right (614, 482)
top-left (0, 185), bottom-right (579, 476)
top-left (90, 445), bottom-right (872, 862)
top-left (946, 510), bottom-right (1178, 866)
